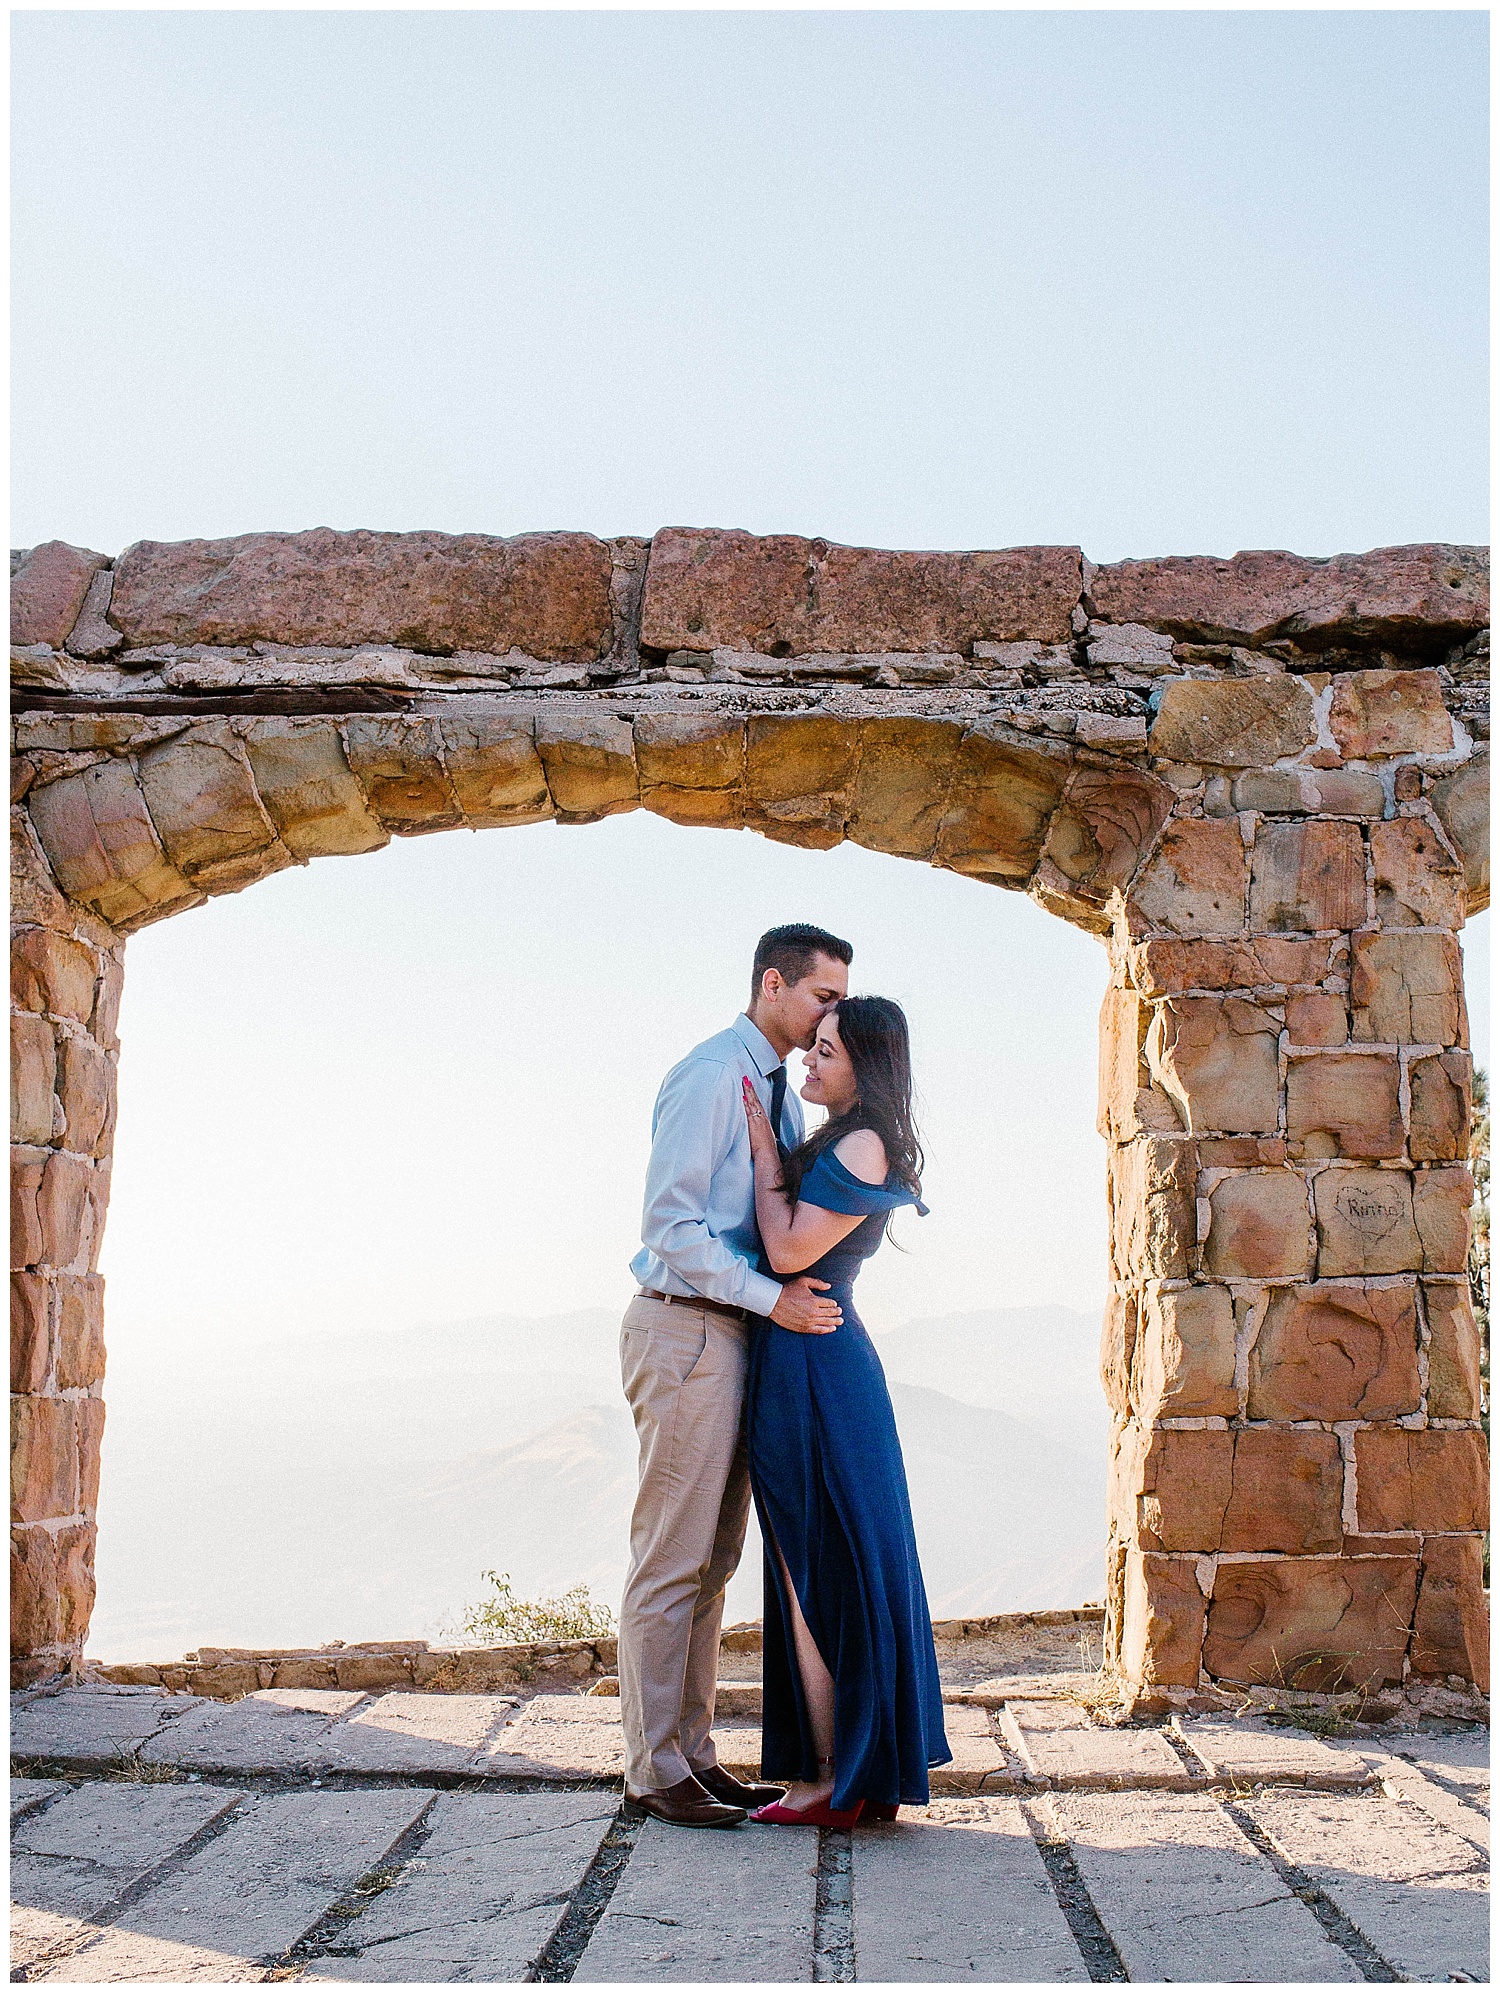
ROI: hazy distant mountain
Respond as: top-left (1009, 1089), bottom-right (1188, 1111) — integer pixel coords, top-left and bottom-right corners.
top-left (88, 1304), bottom-right (1108, 1659)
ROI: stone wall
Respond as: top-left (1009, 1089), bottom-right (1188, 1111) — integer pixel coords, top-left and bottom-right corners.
top-left (10, 527), bottom-right (1490, 1693)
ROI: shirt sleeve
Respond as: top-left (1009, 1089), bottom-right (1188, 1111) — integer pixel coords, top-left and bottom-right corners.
top-left (640, 1058), bottom-right (786, 1316)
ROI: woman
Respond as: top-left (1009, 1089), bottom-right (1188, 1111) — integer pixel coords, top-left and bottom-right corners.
top-left (738, 994), bottom-right (950, 1829)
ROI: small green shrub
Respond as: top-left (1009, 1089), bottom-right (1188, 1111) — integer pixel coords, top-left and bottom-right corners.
top-left (452, 1569), bottom-right (616, 1645)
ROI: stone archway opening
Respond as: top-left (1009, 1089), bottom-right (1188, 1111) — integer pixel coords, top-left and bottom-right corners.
top-left (11, 525), bottom-right (1490, 1702)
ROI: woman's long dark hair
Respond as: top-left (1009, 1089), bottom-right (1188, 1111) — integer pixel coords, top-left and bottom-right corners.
top-left (781, 996), bottom-right (924, 1213)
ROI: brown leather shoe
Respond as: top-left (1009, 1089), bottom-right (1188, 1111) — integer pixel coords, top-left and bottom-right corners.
top-left (623, 1773), bottom-right (747, 1828)
top-left (693, 1763), bottom-right (787, 1810)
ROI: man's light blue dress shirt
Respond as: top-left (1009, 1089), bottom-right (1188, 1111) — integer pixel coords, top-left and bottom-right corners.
top-left (631, 1013), bottom-right (805, 1318)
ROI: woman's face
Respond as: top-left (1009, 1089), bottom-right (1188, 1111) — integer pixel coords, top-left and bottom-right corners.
top-left (800, 1015), bottom-right (859, 1116)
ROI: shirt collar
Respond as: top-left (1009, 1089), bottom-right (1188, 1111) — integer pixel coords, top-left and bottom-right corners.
top-left (732, 1012), bottom-right (784, 1078)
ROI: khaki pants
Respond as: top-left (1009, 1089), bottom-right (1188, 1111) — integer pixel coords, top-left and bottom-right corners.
top-left (617, 1292), bottom-right (752, 1793)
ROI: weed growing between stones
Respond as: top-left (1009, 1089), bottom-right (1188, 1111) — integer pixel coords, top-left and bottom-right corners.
top-left (446, 1570), bottom-right (617, 1645)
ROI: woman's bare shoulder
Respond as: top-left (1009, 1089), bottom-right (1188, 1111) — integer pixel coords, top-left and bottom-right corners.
top-left (834, 1127), bottom-right (888, 1184)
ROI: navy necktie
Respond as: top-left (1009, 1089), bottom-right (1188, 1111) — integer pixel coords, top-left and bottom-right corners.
top-left (768, 1065), bottom-right (787, 1156)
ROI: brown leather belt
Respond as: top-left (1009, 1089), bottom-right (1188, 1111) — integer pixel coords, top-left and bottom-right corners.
top-left (636, 1287), bottom-right (748, 1323)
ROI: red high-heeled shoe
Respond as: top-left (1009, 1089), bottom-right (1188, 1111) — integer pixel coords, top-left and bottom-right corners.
top-left (749, 1796), bottom-right (861, 1829)
top-left (859, 1801), bottom-right (899, 1822)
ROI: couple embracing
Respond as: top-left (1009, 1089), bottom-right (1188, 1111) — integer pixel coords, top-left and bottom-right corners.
top-left (618, 923), bottom-right (951, 1830)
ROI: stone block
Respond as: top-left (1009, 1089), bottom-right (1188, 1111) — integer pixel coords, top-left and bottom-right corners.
top-left (1126, 819), bottom-right (1247, 938)
top-left (1285, 990), bottom-right (1347, 1046)
top-left (1230, 767), bottom-right (1385, 815)
top-left (1098, 988), bottom-right (1181, 1142)
top-left (1109, 1137), bottom-right (1198, 1280)
top-left (331, 1653), bottom-right (413, 1693)
top-left (66, 567), bottom-right (122, 658)
top-left (639, 527), bottom-right (1082, 653)
top-left (1036, 764), bottom-right (1175, 917)
top-left (848, 717), bottom-right (963, 859)
top-left (1003, 1705), bottom-right (1193, 1787)
top-left (1145, 995), bottom-right (1280, 1134)
top-left (1285, 1053), bottom-right (1402, 1160)
top-left (1136, 1427), bottom-right (1233, 1552)
top-left (11, 807), bottom-right (75, 937)
top-left (1408, 1050), bottom-right (1471, 1163)
top-left (135, 726), bottom-right (283, 888)
top-left (1355, 1426), bottom-right (1487, 1533)
top-left (92, 954), bottom-right (124, 1052)
top-left (1098, 1289), bottom-right (1137, 1415)
top-left (1204, 1170), bottom-right (1313, 1279)
top-left (1173, 1721), bottom-right (1374, 1788)
top-left (10, 930), bottom-right (98, 1022)
top-left (1089, 543), bottom-right (1487, 645)
top-left (27, 761), bottom-right (202, 930)
top-left (634, 712), bottom-right (745, 827)
top-left (1198, 1135), bottom-right (1287, 1166)
top-left (1369, 818), bottom-right (1467, 929)
top-left (1314, 1168), bottom-right (1420, 1277)
top-left (1423, 1282), bottom-right (1483, 1419)
top-left (1328, 668), bottom-right (1453, 759)
top-left (1221, 1429), bottom-right (1344, 1554)
top-left (12, 1012), bottom-right (57, 1146)
top-left (929, 724), bottom-right (1068, 883)
top-left (1129, 934), bottom-right (1331, 995)
top-left (54, 1274), bottom-right (106, 1391)
top-left (1149, 677), bottom-right (1316, 767)
top-left (38, 1151), bottom-right (101, 1271)
top-left (1410, 1534), bottom-right (1488, 1687)
top-left (1203, 1555), bottom-right (1418, 1690)
top-left (440, 717), bottom-right (553, 828)
top-left (739, 715), bottom-right (855, 849)
top-left (56, 1517), bottom-right (96, 1646)
top-left (1351, 929), bottom-right (1464, 1046)
top-left (55, 1036), bottom-right (110, 1158)
top-left (1120, 1551), bottom-right (1207, 1686)
top-left (11, 543), bottom-right (108, 648)
top-left (12, 1270), bottom-right (51, 1394)
top-left (12, 1781), bottom-right (245, 1924)
top-left (534, 713), bottom-right (638, 824)
top-left (1248, 1281), bottom-right (1419, 1421)
top-left (12, 1144), bottom-right (48, 1269)
top-left (12, 1393), bottom-right (79, 1522)
top-left (1413, 1166), bottom-right (1472, 1271)
top-left (1428, 757), bottom-right (1488, 913)
top-left (111, 528), bottom-right (613, 658)
top-left (1133, 1283), bottom-right (1237, 1419)
top-left (241, 720), bottom-right (390, 860)
top-left (1249, 821), bottom-right (1366, 934)
top-left (11, 1522), bottom-right (61, 1651)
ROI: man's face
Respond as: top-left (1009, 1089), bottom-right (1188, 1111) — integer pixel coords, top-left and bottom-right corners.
top-left (766, 952), bottom-right (849, 1052)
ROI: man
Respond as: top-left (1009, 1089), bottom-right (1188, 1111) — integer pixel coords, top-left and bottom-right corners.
top-left (619, 924), bottom-right (852, 1827)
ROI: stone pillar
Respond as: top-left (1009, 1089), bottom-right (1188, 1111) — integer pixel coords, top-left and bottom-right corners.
top-left (10, 794), bottom-right (122, 1685)
top-left (1104, 671), bottom-right (1488, 1697)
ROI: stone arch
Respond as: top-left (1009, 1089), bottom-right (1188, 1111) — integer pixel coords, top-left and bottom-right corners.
top-left (11, 526), bottom-right (1491, 1699)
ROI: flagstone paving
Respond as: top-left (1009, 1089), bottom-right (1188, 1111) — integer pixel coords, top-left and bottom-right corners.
top-left (11, 1683), bottom-right (1488, 1982)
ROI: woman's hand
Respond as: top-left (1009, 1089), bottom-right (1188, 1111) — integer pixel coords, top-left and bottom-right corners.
top-left (741, 1076), bottom-right (780, 1166)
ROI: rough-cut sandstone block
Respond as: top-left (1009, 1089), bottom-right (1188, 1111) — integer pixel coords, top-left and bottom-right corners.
top-left (135, 726), bottom-right (284, 888)
top-left (12, 1523), bottom-right (61, 1652)
top-left (1248, 1281), bottom-right (1420, 1422)
top-left (11, 543), bottom-right (109, 648)
top-left (1369, 818), bottom-right (1466, 930)
top-left (241, 719), bottom-right (390, 860)
top-left (1410, 1535), bottom-right (1488, 1687)
top-left (1285, 1053), bottom-right (1403, 1160)
top-left (11, 1393), bottom-right (79, 1522)
top-left (1423, 1282), bottom-right (1483, 1419)
top-left (744, 716), bottom-right (856, 850)
top-left (1136, 1427), bottom-right (1233, 1552)
top-left (1145, 996), bottom-right (1280, 1134)
top-left (27, 761), bottom-right (202, 929)
top-left (11, 1271), bottom-right (50, 1395)
top-left (1230, 768), bottom-right (1385, 816)
top-left (1121, 1552), bottom-right (1207, 1686)
top-left (849, 718), bottom-right (963, 860)
top-left (1428, 758), bottom-right (1489, 914)
top-left (1412, 1166), bottom-right (1472, 1273)
top-left (1328, 669), bottom-right (1453, 759)
top-left (1128, 819), bottom-right (1247, 938)
top-left (38, 1150), bottom-right (100, 1271)
top-left (1109, 1138), bottom-right (1197, 1281)
top-left (77, 1396), bottom-right (105, 1511)
top-left (111, 528), bottom-right (614, 660)
top-left (1133, 1283), bottom-right (1237, 1420)
top-left (1203, 1555), bottom-right (1418, 1690)
top-left (54, 1273), bottom-right (105, 1390)
top-left (1351, 931), bottom-right (1463, 1045)
top-left (12, 1013), bottom-right (57, 1147)
top-left (639, 528), bottom-right (1082, 652)
top-left (1354, 1427), bottom-right (1488, 1533)
top-left (1314, 1168), bottom-right (1420, 1277)
top-left (56, 1035), bottom-right (111, 1157)
top-left (1098, 1290), bottom-right (1137, 1415)
top-left (1204, 1171), bottom-right (1313, 1279)
top-left (1285, 991), bottom-right (1348, 1047)
top-left (67, 567), bottom-right (123, 658)
top-left (10, 930), bottom-right (99, 1022)
top-left (342, 716), bottom-right (462, 835)
top-left (11, 1145), bottom-right (48, 1270)
top-left (1221, 1429), bottom-right (1344, 1554)
top-left (1149, 677), bottom-right (1316, 767)
top-left (1035, 764), bottom-right (1175, 919)
top-left (934, 725), bottom-right (1068, 883)
top-left (1408, 1051), bottom-right (1472, 1162)
top-left (53, 1520), bottom-right (95, 1645)
top-left (535, 713), bottom-right (639, 824)
top-left (1090, 544), bottom-right (1488, 645)
top-left (1097, 988), bottom-right (1180, 1143)
top-left (92, 953), bottom-right (124, 1052)
top-left (439, 717), bottom-right (552, 829)
top-left (1249, 821), bottom-right (1366, 934)
top-left (1129, 934), bottom-right (1331, 995)
top-left (634, 714), bottom-right (746, 829)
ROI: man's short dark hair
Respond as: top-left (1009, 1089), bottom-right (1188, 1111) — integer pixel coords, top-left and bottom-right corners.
top-left (750, 924), bottom-right (853, 1004)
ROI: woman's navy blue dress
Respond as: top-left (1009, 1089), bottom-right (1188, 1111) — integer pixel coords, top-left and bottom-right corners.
top-left (746, 1149), bottom-right (950, 1812)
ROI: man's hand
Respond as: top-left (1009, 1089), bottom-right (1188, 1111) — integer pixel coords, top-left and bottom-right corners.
top-left (770, 1276), bottom-right (842, 1335)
